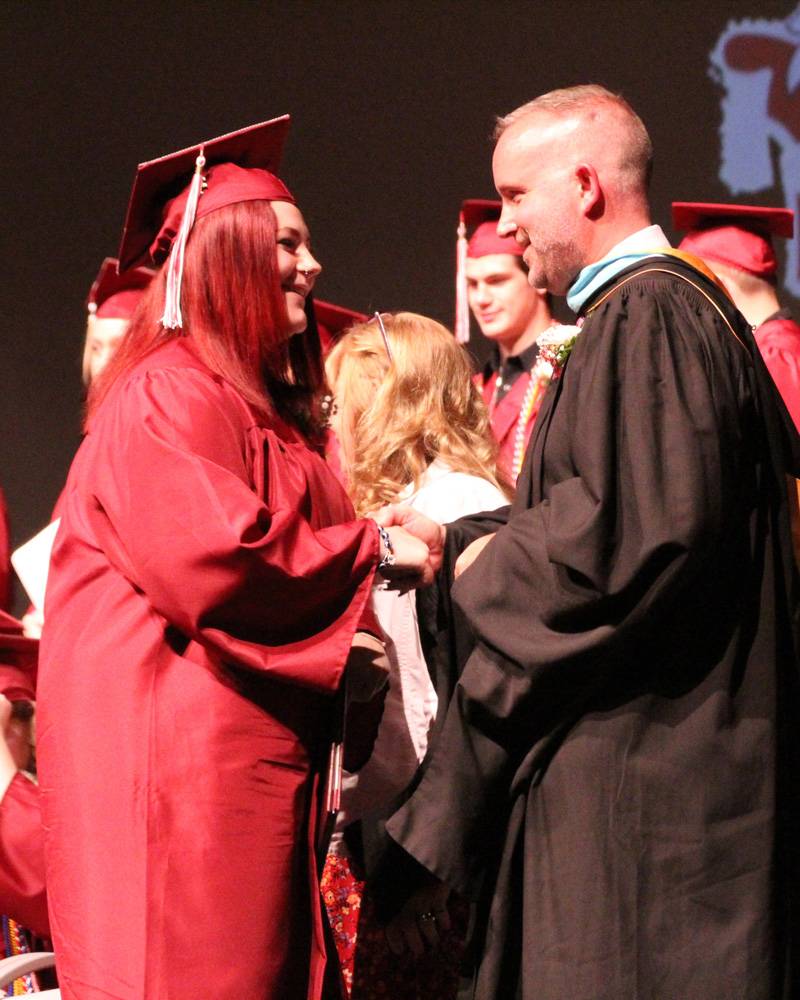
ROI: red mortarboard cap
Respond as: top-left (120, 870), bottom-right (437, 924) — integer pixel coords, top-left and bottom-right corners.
top-left (672, 202), bottom-right (795, 279)
top-left (314, 300), bottom-right (369, 354)
top-left (0, 610), bottom-right (37, 701)
top-left (118, 115), bottom-right (294, 272)
top-left (88, 257), bottom-right (155, 320)
top-left (461, 199), bottom-right (524, 259)
top-left (455, 199), bottom-right (524, 343)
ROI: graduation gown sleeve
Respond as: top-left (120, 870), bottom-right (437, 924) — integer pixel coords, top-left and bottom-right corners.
top-left (755, 314), bottom-right (800, 433)
top-left (71, 364), bottom-right (379, 693)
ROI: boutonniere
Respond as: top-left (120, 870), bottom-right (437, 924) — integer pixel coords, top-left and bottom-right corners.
top-left (535, 323), bottom-right (582, 380)
top-left (510, 322), bottom-right (582, 480)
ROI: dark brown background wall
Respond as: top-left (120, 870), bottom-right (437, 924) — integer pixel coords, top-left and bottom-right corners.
top-left (2, 0), bottom-right (797, 611)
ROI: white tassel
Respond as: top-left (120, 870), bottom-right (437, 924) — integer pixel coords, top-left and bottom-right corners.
top-left (455, 217), bottom-right (470, 344)
top-left (161, 150), bottom-right (206, 330)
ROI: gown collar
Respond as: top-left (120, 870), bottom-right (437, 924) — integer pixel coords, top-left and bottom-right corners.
top-left (566, 225), bottom-right (672, 314)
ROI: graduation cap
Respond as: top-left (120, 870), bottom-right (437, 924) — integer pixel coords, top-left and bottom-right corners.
top-left (455, 199), bottom-right (525, 344)
top-left (0, 610), bottom-right (37, 702)
top-left (117, 116), bottom-right (294, 329)
top-left (314, 300), bottom-right (368, 355)
top-left (87, 257), bottom-right (156, 320)
top-left (673, 202), bottom-right (795, 280)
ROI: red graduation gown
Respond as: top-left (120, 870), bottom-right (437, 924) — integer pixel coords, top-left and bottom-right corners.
top-left (0, 620), bottom-right (46, 938)
top-left (476, 371), bottom-right (538, 484)
top-left (755, 312), bottom-right (800, 432)
top-left (0, 773), bottom-right (48, 938)
top-left (37, 340), bottom-right (379, 1000)
top-left (0, 487), bottom-right (10, 612)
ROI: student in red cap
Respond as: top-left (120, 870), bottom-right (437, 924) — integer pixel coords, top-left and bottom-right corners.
top-left (36, 117), bottom-right (434, 1000)
top-left (456, 200), bottom-right (556, 483)
top-left (675, 201), bottom-right (800, 429)
top-left (83, 257), bottom-right (154, 385)
top-left (314, 300), bottom-right (369, 486)
top-left (0, 615), bottom-right (49, 994)
top-left (315, 300), bottom-right (368, 357)
top-left (18, 260), bottom-right (155, 643)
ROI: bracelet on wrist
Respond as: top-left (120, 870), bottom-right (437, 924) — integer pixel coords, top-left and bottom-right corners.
top-left (377, 524), bottom-right (396, 570)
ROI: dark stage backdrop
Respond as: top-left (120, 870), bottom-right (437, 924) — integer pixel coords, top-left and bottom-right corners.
top-left (2, 0), bottom-right (798, 612)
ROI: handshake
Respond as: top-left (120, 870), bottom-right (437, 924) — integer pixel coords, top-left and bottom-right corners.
top-left (370, 505), bottom-right (445, 590)
top-left (371, 506), bottom-right (497, 590)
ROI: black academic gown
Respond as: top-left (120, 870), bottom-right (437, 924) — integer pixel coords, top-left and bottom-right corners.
top-left (386, 257), bottom-right (800, 1000)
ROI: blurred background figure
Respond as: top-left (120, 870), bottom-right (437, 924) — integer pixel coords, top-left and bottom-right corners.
top-left (83, 257), bottom-right (155, 386)
top-left (323, 312), bottom-right (508, 999)
top-left (0, 614), bottom-right (49, 994)
top-left (315, 300), bottom-right (368, 357)
top-left (457, 200), bottom-right (556, 484)
top-left (675, 202), bottom-right (800, 429)
top-left (314, 300), bottom-right (369, 486)
top-left (0, 490), bottom-right (10, 614)
top-left (19, 259), bottom-right (154, 641)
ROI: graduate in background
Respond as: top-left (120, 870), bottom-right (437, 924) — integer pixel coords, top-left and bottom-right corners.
top-left (82, 257), bottom-right (155, 386)
top-left (456, 200), bottom-right (555, 483)
top-left (675, 202), bottom-right (800, 429)
top-left (314, 300), bottom-right (369, 487)
top-left (0, 616), bottom-right (48, 995)
top-left (0, 490), bottom-right (10, 613)
top-left (21, 258), bottom-right (154, 641)
top-left (315, 300), bottom-right (368, 357)
top-left (36, 117), bottom-right (431, 1000)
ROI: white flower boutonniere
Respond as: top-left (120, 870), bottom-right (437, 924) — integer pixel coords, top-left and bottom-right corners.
top-left (510, 323), bottom-right (583, 480)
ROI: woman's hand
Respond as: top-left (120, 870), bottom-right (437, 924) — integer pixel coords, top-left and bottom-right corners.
top-left (454, 532), bottom-right (496, 579)
top-left (346, 632), bottom-right (390, 703)
top-left (384, 878), bottom-right (451, 957)
top-left (373, 506), bottom-right (445, 586)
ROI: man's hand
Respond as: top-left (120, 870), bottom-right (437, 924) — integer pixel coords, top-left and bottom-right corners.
top-left (454, 532), bottom-right (496, 579)
top-left (373, 506), bottom-right (445, 582)
top-left (384, 879), bottom-right (451, 957)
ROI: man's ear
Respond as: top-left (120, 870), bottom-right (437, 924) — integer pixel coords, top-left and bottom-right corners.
top-left (575, 163), bottom-right (604, 219)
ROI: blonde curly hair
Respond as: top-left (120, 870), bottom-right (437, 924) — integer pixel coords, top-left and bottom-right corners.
top-left (326, 312), bottom-right (509, 515)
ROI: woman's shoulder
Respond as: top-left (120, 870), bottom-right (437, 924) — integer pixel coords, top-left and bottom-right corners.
top-left (91, 341), bottom-right (253, 434)
top-left (409, 461), bottom-right (507, 522)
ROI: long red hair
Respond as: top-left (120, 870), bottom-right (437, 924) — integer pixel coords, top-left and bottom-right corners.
top-left (87, 200), bottom-right (324, 439)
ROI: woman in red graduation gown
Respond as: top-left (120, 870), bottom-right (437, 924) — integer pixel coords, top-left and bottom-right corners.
top-left (36, 119), bottom-right (430, 1000)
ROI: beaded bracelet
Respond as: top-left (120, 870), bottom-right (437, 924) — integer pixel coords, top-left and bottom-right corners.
top-left (377, 524), bottom-right (395, 569)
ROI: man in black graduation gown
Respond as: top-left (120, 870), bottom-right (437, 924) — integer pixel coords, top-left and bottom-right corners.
top-left (377, 84), bottom-right (800, 999)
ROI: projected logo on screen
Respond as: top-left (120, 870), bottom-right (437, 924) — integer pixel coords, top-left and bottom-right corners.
top-left (710, 9), bottom-right (800, 296)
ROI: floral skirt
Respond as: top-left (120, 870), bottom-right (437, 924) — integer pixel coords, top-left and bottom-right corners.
top-left (322, 853), bottom-right (466, 1000)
